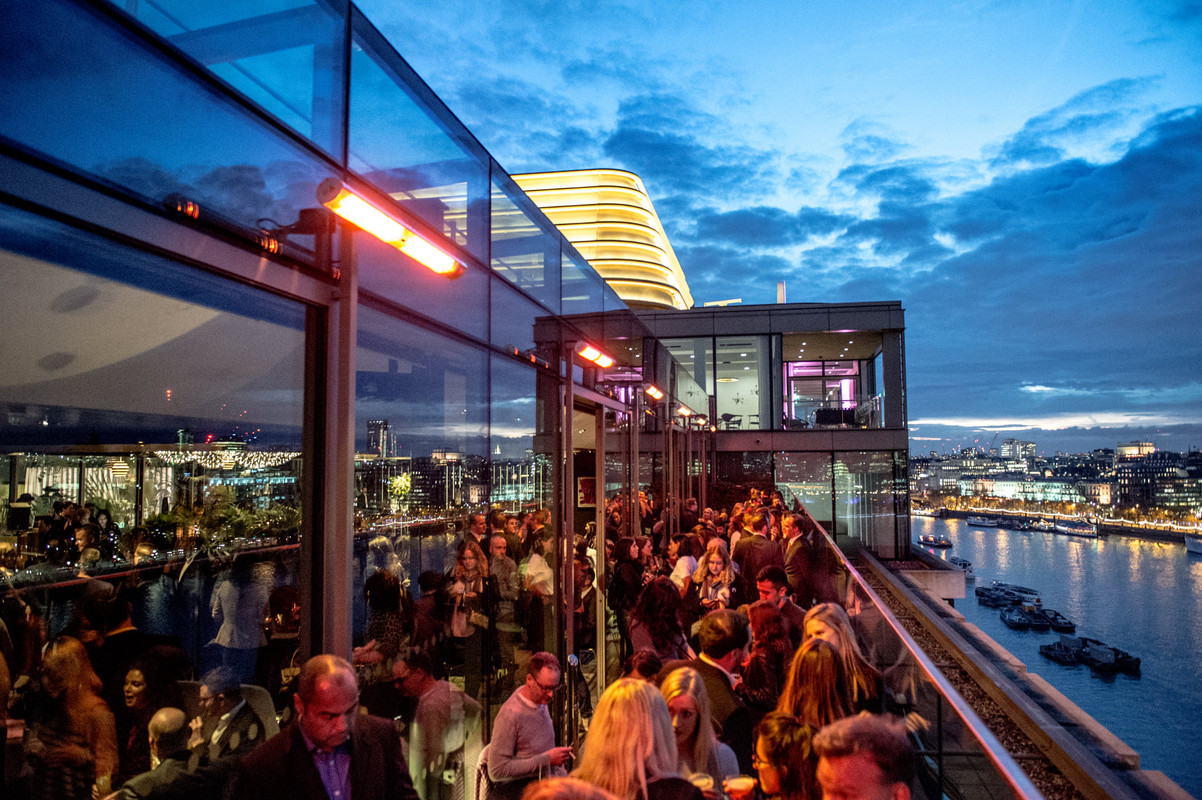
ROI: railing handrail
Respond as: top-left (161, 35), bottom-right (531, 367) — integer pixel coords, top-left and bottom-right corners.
top-left (814, 523), bottom-right (1046, 800)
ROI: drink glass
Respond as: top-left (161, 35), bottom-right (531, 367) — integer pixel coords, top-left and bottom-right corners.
top-left (723, 775), bottom-right (756, 800)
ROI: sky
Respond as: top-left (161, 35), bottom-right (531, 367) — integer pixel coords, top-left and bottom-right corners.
top-left (357, 0), bottom-right (1202, 455)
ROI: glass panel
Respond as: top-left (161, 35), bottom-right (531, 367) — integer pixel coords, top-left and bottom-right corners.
top-left (491, 180), bottom-right (561, 313)
top-left (0, 203), bottom-right (306, 707)
top-left (356, 229), bottom-right (489, 342)
top-left (716, 336), bottom-right (770, 430)
top-left (834, 451), bottom-right (903, 556)
top-left (776, 451), bottom-right (835, 533)
top-left (354, 307), bottom-right (489, 700)
top-left (491, 277), bottom-right (550, 355)
top-left (661, 337), bottom-right (712, 394)
top-left (348, 27), bottom-right (488, 260)
top-left (562, 252), bottom-right (605, 317)
top-left (103, 0), bottom-right (348, 156)
top-left (1, 0), bottom-right (331, 259)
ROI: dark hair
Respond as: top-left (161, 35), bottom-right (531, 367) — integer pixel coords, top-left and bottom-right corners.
top-left (615, 537), bottom-right (638, 563)
top-left (757, 565), bottom-right (788, 588)
top-left (402, 649), bottom-right (435, 676)
top-left (756, 712), bottom-right (819, 800)
top-left (812, 712), bottom-right (915, 788)
top-left (748, 508), bottom-right (771, 533)
top-left (674, 534), bottom-right (703, 560)
top-left (418, 570), bottom-right (444, 593)
top-left (365, 569), bottom-right (401, 611)
top-left (777, 638), bottom-right (852, 728)
top-left (623, 649), bottom-right (663, 680)
top-left (698, 609), bottom-right (749, 659)
top-left (527, 651), bottom-right (561, 679)
top-left (747, 600), bottom-right (791, 657)
top-left (201, 666), bottom-right (242, 699)
top-left (632, 577), bottom-right (686, 651)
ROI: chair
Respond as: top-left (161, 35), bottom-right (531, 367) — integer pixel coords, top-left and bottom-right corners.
top-left (241, 683), bottom-right (281, 738)
top-left (720, 413), bottom-right (742, 430)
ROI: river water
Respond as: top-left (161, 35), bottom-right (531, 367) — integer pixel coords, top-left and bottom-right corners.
top-left (911, 517), bottom-right (1202, 798)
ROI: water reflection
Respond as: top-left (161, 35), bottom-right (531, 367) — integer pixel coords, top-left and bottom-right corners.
top-left (912, 517), bottom-right (1202, 798)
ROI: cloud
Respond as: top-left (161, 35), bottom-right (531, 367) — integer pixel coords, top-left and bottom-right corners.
top-left (989, 77), bottom-right (1160, 168)
top-left (691, 205), bottom-right (851, 248)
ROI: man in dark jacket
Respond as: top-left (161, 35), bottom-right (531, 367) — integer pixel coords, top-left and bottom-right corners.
top-left (659, 609), bottom-right (754, 773)
top-left (733, 509), bottom-right (783, 589)
top-left (233, 655), bottom-right (419, 800)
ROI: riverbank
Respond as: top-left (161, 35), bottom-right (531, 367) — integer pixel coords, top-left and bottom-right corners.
top-left (930, 508), bottom-right (1189, 544)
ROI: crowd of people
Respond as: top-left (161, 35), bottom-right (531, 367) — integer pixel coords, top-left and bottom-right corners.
top-left (0, 486), bottom-right (923, 800)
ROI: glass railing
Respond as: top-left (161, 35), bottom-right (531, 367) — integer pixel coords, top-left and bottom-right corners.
top-left (817, 526), bottom-right (1044, 800)
top-left (785, 394), bottom-right (884, 429)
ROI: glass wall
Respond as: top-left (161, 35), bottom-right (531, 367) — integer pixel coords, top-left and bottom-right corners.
top-left (0, 201), bottom-right (306, 686)
top-left (102, 0), bottom-right (350, 158)
top-left (715, 335), bottom-right (771, 430)
top-left (776, 452), bottom-right (836, 532)
top-left (834, 450), bottom-right (909, 557)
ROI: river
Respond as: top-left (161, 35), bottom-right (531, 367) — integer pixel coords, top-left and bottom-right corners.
top-left (912, 516), bottom-right (1202, 798)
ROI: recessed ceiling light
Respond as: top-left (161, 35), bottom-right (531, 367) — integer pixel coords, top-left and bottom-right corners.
top-left (744, 366), bottom-right (750, 370)
top-left (740, 353), bottom-right (747, 357)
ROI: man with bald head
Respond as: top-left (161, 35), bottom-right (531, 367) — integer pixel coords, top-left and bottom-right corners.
top-left (117, 707), bottom-right (194, 799)
top-left (234, 654), bottom-right (419, 800)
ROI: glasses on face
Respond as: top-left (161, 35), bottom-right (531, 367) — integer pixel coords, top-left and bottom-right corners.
top-left (532, 677), bottom-right (560, 694)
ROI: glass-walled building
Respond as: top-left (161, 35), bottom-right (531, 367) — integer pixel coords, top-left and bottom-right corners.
top-left (634, 302), bottom-right (911, 557)
top-left (0, 0), bottom-right (701, 732)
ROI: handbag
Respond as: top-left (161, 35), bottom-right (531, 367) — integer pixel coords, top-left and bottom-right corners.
top-left (470, 610), bottom-right (490, 629)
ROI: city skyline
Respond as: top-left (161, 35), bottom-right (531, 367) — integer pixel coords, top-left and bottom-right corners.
top-left (358, 0), bottom-right (1202, 455)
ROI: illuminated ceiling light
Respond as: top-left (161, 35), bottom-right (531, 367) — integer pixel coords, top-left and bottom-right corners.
top-left (678, 406), bottom-right (692, 416)
top-left (317, 179), bottom-right (464, 278)
top-left (577, 343), bottom-right (615, 368)
top-left (717, 377), bottom-right (738, 383)
top-left (645, 385), bottom-right (664, 400)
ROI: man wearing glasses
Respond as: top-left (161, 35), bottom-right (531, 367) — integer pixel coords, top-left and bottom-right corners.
top-left (485, 652), bottom-right (573, 800)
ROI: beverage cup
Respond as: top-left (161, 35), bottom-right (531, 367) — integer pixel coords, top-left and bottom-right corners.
top-left (723, 775), bottom-right (756, 800)
top-left (689, 773), bottom-right (715, 792)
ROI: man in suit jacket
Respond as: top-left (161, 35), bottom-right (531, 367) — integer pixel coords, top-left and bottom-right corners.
top-left (659, 609), bottom-right (754, 773)
top-left (234, 655), bottom-right (419, 800)
top-left (120, 707), bottom-right (227, 800)
top-left (733, 508), bottom-right (783, 589)
top-left (752, 566), bottom-right (807, 651)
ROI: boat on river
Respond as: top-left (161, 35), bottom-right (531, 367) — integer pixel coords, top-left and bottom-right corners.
top-left (919, 533), bottom-right (953, 548)
top-left (967, 516), bottom-right (998, 527)
top-left (1186, 531), bottom-right (1202, 554)
top-left (1054, 520), bottom-right (1098, 538)
top-left (1079, 637), bottom-right (1140, 675)
top-left (1000, 605), bottom-right (1040, 630)
top-left (1040, 636), bottom-right (1081, 665)
top-left (948, 556), bottom-right (974, 579)
top-left (1034, 607), bottom-right (1076, 633)
top-left (987, 581), bottom-right (1041, 603)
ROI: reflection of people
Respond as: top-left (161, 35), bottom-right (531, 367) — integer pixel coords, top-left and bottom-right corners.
top-left (813, 713), bottom-right (914, 800)
top-left (24, 636), bottom-right (118, 800)
top-left (209, 557), bottom-right (270, 684)
top-left (233, 654), bottom-right (419, 800)
top-left (393, 651), bottom-right (481, 800)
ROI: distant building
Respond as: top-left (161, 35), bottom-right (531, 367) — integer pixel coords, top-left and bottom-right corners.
top-left (1117, 441), bottom-right (1155, 460)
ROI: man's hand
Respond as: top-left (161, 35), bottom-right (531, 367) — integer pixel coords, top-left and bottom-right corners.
top-left (547, 746), bottom-right (574, 767)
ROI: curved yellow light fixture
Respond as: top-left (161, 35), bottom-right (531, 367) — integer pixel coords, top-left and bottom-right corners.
top-left (512, 169), bottom-right (693, 310)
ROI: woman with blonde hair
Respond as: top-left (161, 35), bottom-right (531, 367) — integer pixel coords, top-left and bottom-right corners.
top-left (775, 638), bottom-right (854, 729)
top-left (802, 603), bottom-right (882, 711)
top-left (660, 668), bottom-right (738, 785)
top-left (682, 539), bottom-right (743, 633)
top-left (573, 679), bottom-right (702, 800)
top-left (24, 636), bottom-right (118, 799)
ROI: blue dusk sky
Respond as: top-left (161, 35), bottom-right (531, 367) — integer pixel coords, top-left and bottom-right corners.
top-left (359, 0), bottom-right (1202, 456)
